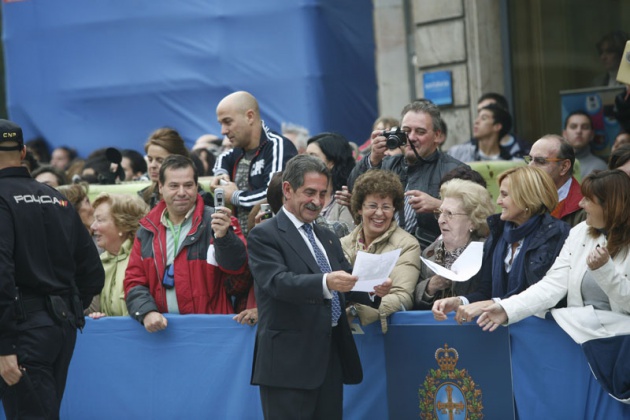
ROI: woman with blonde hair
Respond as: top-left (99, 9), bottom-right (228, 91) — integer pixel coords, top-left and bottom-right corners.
top-left (478, 170), bottom-right (630, 401)
top-left (414, 179), bottom-right (495, 309)
top-left (88, 193), bottom-right (149, 317)
top-left (480, 170), bottom-right (630, 327)
top-left (433, 166), bottom-right (571, 323)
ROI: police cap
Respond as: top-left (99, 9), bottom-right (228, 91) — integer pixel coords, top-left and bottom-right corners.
top-left (0, 119), bottom-right (24, 151)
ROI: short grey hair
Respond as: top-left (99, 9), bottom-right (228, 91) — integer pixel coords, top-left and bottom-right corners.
top-left (400, 100), bottom-right (444, 133)
top-left (282, 122), bottom-right (310, 151)
top-left (282, 155), bottom-right (330, 191)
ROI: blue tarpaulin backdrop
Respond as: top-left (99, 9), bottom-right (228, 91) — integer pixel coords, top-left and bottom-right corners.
top-left (1, 0), bottom-right (377, 157)
top-left (2, 314), bottom-right (629, 419)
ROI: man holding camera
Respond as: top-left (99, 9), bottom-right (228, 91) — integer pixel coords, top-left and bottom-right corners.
top-left (0, 120), bottom-right (105, 418)
top-left (348, 100), bottom-right (466, 249)
top-left (124, 155), bottom-right (250, 332)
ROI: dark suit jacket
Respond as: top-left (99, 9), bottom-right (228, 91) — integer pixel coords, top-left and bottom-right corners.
top-left (248, 209), bottom-right (374, 390)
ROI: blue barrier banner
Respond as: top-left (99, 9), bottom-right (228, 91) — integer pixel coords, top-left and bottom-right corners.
top-left (69, 316), bottom-right (386, 419)
top-left (508, 317), bottom-right (630, 419)
top-left (2, 313), bottom-right (629, 419)
top-left (385, 321), bottom-right (514, 419)
top-left (63, 316), bottom-right (262, 419)
top-left (390, 312), bottom-right (630, 419)
top-left (0, 315), bottom-right (387, 420)
top-left (1, 1), bottom-right (377, 157)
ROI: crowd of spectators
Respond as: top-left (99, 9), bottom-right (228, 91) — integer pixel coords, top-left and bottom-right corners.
top-left (5, 26), bottom-right (630, 419)
top-left (12, 88), bottom-right (630, 344)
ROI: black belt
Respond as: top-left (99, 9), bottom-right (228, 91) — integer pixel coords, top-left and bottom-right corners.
top-left (21, 295), bottom-right (73, 313)
top-left (21, 297), bottom-right (48, 313)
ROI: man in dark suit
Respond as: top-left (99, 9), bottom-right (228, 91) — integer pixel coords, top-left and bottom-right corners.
top-left (248, 155), bottom-right (391, 419)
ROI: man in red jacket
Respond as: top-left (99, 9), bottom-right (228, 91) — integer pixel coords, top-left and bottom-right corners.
top-left (124, 155), bottom-right (249, 333)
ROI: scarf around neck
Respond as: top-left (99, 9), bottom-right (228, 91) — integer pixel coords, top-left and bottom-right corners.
top-left (492, 214), bottom-right (541, 298)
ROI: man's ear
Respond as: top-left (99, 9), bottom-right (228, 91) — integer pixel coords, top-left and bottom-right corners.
top-left (559, 159), bottom-right (572, 177)
top-left (282, 181), bottom-right (292, 200)
top-left (20, 146), bottom-right (27, 160)
top-left (246, 109), bottom-right (256, 125)
top-left (432, 130), bottom-right (442, 146)
top-left (493, 122), bottom-right (503, 136)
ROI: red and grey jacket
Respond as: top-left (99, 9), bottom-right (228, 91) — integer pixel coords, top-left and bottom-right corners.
top-left (124, 194), bottom-right (249, 323)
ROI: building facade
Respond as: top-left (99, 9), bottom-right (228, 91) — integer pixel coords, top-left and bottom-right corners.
top-left (374, 0), bottom-right (630, 151)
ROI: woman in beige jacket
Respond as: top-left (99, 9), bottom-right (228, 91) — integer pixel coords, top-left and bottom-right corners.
top-left (341, 169), bottom-right (421, 332)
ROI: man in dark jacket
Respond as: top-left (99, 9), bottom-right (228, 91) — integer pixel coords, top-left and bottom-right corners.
top-left (248, 155), bottom-right (391, 419)
top-left (349, 100), bottom-right (466, 249)
top-left (0, 119), bottom-right (104, 419)
top-left (212, 91), bottom-right (297, 236)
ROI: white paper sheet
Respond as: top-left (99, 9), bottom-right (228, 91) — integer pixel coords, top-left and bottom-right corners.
top-left (420, 241), bottom-right (483, 282)
top-left (351, 248), bottom-right (401, 292)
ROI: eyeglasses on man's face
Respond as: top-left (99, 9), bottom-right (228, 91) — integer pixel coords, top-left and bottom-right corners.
top-left (523, 155), bottom-right (564, 165)
top-left (433, 209), bottom-right (468, 221)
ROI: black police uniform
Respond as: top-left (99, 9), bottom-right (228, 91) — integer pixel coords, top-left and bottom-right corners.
top-left (0, 164), bottom-right (104, 419)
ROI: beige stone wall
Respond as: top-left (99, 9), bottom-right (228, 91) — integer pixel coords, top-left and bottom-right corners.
top-left (373, 0), bottom-right (413, 123)
top-left (374, 0), bottom-right (505, 149)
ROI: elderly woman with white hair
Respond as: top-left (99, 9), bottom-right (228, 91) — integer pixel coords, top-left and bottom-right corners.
top-left (414, 179), bottom-right (495, 310)
top-left (432, 166), bottom-right (571, 324)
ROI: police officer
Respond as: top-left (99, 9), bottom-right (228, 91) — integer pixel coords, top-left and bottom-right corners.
top-left (0, 120), bottom-right (104, 419)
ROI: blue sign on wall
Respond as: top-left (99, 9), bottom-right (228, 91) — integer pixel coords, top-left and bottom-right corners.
top-left (423, 71), bottom-right (453, 106)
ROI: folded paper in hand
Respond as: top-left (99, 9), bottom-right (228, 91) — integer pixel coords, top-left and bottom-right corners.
top-left (351, 248), bottom-right (401, 292)
top-left (420, 241), bottom-right (483, 282)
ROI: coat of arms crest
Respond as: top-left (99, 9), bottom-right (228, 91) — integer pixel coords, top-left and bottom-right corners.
top-left (418, 343), bottom-right (484, 419)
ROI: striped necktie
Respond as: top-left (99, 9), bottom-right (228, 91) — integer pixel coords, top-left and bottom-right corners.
top-left (403, 194), bottom-right (417, 234)
top-left (302, 223), bottom-right (342, 325)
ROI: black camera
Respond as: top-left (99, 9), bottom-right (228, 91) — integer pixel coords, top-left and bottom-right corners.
top-left (382, 127), bottom-right (407, 149)
top-left (98, 147), bottom-right (126, 184)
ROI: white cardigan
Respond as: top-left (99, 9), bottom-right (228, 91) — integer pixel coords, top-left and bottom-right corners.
top-left (500, 222), bottom-right (630, 343)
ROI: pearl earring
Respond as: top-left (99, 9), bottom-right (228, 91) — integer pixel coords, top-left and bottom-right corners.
top-left (118, 232), bottom-right (123, 237)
